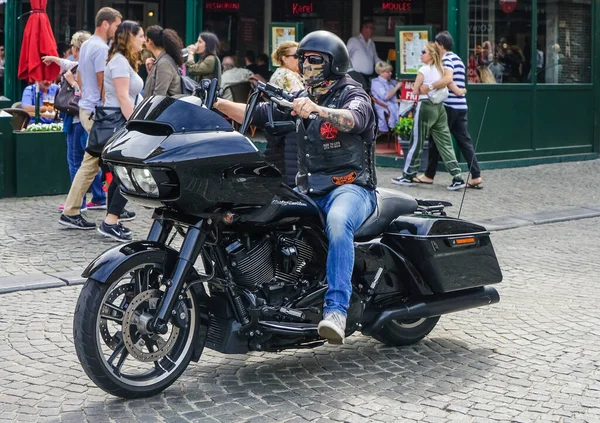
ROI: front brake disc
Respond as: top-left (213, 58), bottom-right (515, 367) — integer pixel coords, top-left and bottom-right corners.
top-left (122, 289), bottom-right (181, 362)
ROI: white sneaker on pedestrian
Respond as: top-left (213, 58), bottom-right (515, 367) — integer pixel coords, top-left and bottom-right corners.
top-left (318, 311), bottom-right (347, 345)
top-left (391, 177), bottom-right (415, 186)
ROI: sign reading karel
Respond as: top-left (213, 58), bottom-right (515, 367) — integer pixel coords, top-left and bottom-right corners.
top-left (292, 2), bottom-right (313, 14)
top-left (499, 0), bottom-right (517, 13)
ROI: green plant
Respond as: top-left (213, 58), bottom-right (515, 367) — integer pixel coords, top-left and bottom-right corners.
top-left (24, 123), bottom-right (63, 132)
top-left (393, 116), bottom-right (413, 140)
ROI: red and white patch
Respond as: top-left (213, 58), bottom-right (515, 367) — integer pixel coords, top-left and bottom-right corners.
top-left (320, 122), bottom-right (339, 140)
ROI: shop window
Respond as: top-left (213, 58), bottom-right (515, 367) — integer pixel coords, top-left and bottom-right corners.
top-left (468, 0), bottom-right (532, 84)
top-left (537, 0), bottom-right (592, 84)
top-left (204, 0), bottom-right (264, 60)
top-left (362, 0), bottom-right (446, 73)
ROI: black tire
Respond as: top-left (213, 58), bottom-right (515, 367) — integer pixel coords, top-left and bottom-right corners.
top-left (372, 316), bottom-right (440, 346)
top-left (73, 264), bottom-right (202, 399)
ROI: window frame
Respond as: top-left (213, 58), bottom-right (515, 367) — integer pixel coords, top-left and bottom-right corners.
top-left (461, 0), bottom-right (595, 86)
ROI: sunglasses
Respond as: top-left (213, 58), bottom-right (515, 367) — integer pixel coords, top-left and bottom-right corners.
top-left (302, 55), bottom-right (326, 65)
top-left (421, 50), bottom-right (427, 54)
top-left (285, 54), bottom-right (299, 59)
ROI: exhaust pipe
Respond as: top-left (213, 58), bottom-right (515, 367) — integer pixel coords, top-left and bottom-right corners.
top-left (362, 286), bottom-right (499, 336)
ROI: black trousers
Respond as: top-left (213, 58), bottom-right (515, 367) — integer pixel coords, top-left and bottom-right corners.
top-left (107, 179), bottom-right (128, 217)
top-left (425, 106), bottom-right (481, 179)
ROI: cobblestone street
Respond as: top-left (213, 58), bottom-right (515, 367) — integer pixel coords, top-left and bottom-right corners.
top-left (1, 160), bottom-right (600, 279)
top-left (1, 216), bottom-right (599, 422)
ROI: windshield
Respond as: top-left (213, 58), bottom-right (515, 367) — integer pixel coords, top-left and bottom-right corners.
top-left (130, 95), bottom-right (234, 133)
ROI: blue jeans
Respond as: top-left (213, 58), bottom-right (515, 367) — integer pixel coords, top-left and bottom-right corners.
top-left (65, 120), bottom-right (105, 208)
top-left (313, 184), bottom-right (377, 316)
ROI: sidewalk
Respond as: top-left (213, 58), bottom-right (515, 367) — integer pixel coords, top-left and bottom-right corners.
top-left (1, 159), bottom-right (599, 293)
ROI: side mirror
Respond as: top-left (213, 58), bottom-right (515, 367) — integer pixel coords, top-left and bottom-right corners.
top-left (265, 121), bottom-right (296, 137)
top-left (204, 78), bottom-right (219, 110)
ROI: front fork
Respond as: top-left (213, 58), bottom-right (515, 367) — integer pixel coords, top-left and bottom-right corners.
top-left (147, 218), bottom-right (212, 334)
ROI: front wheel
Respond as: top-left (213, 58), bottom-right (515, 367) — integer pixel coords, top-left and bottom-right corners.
top-left (73, 262), bottom-right (202, 398)
top-left (372, 316), bottom-right (440, 346)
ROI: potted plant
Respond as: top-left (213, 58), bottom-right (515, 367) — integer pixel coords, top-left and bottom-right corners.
top-left (392, 115), bottom-right (413, 156)
top-left (393, 116), bottom-right (413, 141)
top-left (23, 122), bottom-right (64, 132)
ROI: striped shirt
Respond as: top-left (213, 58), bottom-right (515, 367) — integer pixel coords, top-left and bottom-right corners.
top-left (443, 52), bottom-right (468, 110)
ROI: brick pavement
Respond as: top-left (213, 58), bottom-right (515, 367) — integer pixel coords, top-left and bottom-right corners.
top-left (1, 159), bottom-right (599, 280)
top-left (0, 217), bottom-right (599, 422)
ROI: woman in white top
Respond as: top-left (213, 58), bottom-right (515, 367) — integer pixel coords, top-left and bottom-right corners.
top-left (392, 42), bottom-right (466, 191)
top-left (98, 20), bottom-right (145, 242)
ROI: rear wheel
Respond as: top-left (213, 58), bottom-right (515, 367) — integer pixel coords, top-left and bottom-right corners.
top-left (73, 262), bottom-right (203, 398)
top-left (372, 316), bottom-right (440, 346)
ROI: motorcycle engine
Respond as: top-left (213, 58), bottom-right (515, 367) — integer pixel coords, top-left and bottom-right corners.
top-left (227, 235), bottom-right (275, 291)
top-left (226, 233), bottom-right (318, 293)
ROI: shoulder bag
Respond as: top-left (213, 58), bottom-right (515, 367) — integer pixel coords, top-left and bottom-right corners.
top-left (55, 65), bottom-right (80, 116)
top-left (86, 106), bottom-right (126, 156)
top-left (87, 83), bottom-right (138, 156)
top-left (427, 86), bottom-right (449, 104)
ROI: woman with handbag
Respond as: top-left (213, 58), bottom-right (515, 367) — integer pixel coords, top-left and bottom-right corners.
top-left (44, 30), bottom-right (107, 211)
top-left (94, 21), bottom-right (145, 242)
top-left (391, 42), bottom-right (467, 191)
top-left (185, 32), bottom-right (221, 85)
top-left (143, 25), bottom-right (184, 97)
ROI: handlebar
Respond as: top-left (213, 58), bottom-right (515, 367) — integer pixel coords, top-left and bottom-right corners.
top-left (259, 82), bottom-right (318, 120)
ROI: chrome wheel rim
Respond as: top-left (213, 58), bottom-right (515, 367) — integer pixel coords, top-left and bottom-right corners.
top-left (95, 264), bottom-right (196, 387)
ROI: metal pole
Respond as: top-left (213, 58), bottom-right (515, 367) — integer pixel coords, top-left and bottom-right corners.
top-left (185, 0), bottom-right (199, 45)
top-left (446, 0), bottom-right (458, 40)
top-left (34, 82), bottom-right (40, 124)
top-left (5, 0), bottom-right (22, 102)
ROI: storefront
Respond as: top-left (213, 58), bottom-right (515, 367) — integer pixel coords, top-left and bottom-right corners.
top-left (2, 0), bottom-right (599, 169)
top-left (459, 0), bottom-right (599, 165)
top-left (246, 0), bottom-right (600, 166)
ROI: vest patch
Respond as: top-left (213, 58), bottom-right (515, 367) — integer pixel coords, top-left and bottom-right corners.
top-left (320, 122), bottom-right (339, 140)
top-left (331, 171), bottom-right (357, 186)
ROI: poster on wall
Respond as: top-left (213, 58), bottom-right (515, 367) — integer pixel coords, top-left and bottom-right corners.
top-left (395, 26), bottom-right (433, 79)
top-left (269, 22), bottom-right (304, 71)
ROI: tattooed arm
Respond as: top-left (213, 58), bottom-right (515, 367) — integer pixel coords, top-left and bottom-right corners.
top-left (292, 97), bottom-right (362, 133)
top-left (318, 107), bottom-right (355, 132)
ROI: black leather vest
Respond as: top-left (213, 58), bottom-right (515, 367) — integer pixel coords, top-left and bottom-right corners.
top-left (296, 84), bottom-right (376, 196)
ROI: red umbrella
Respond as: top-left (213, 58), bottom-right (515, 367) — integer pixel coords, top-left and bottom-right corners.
top-left (18, 0), bottom-right (60, 83)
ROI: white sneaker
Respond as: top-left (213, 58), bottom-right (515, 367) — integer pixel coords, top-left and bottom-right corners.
top-left (317, 311), bottom-right (347, 345)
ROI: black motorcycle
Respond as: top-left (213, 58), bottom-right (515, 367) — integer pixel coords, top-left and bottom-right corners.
top-left (73, 80), bottom-right (502, 399)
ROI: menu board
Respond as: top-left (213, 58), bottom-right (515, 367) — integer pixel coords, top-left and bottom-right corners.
top-left (240, 17), bottom-right (258, 45)
top-left (269, 22), bottom-right (304, 71)
top-left (395, 26), bottom-right (433, 79)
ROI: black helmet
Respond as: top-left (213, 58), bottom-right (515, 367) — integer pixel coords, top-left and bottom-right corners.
top-left (297, 30), bottom-right (349, 80)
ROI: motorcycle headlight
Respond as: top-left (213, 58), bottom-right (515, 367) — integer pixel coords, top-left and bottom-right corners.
top-left (131, 168), bottom-right (159, 196)
top-left (114, 166), bottom-right (136, 192)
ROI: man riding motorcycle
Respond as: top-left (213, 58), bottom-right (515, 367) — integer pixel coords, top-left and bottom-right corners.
top-left (214, 30), bottom-right (377, 344)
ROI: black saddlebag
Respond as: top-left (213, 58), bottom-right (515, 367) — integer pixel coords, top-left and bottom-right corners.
top-left (384, 215), bottom-right (503, 294)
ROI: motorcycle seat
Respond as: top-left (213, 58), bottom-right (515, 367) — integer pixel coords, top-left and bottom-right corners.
top-left (354, 188), bottom-right (418, 242)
